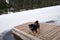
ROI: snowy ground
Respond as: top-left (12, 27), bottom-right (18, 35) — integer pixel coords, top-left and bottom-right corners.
top-left (0, 5), bottom-right (60, 40)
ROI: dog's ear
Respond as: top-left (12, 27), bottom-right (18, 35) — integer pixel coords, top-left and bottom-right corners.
top-left (35, 20), bottom-right (39, 23)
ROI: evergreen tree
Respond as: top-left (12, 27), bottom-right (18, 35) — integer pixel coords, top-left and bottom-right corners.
top-left (9, 0), bottom-right (60, 12)
top-left (0, 0), bottom-right (10, 15)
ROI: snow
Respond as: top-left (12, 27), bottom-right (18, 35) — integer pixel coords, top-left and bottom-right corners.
top-left (0, 5), bottom-right (60, 34)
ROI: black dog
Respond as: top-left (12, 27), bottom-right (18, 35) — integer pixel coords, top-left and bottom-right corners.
top-left (35, 21), bottom-right (40, 29)
top-left (29, 21), bottom-right (40, 33)
top-left (29, 24), bottom-right (38, 33)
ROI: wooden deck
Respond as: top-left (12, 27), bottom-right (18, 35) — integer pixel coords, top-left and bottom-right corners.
top-left (12, 22), bottom-right (60, 40)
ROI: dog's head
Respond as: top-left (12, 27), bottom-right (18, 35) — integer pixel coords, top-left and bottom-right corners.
top-left (29, 24), bottom-right (33, 29)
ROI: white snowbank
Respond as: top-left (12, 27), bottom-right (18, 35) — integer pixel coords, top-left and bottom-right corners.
top-left (0, 5), bottom-right (60, 33)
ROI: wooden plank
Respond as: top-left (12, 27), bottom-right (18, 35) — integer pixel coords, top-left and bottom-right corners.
top-left (12, 22), bottom-right (60, 40)
top-left (12, 28), bottom-right (41, 40)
